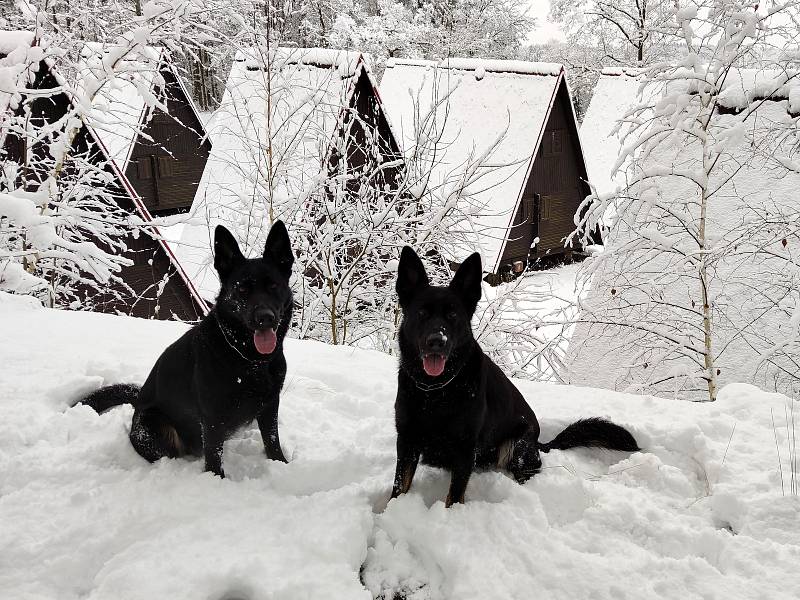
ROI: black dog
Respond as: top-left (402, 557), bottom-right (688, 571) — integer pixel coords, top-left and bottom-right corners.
top-left (79, 221), bottom-right (294, 477)
top-left (391, 247), bottom-right (639, 506)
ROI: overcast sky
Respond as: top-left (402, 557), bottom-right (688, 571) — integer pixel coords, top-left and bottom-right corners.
top-left (526, 0), bottom-right (565, 43)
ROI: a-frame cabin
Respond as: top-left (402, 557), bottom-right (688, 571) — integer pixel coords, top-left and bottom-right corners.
top-left (175, 47), bottom-right (403, 300)
top-left (0, 32), bottom-right (208, 320)
top-left (380, 58), bottom-right (591, 281)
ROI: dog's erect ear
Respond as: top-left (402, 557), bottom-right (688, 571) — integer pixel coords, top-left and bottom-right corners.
top-left (214, 225), bottom-right (245, 281)
top-left (396, 246), bottom-right (429, 307)
top-left (264, 220), bottom-right (294, 277)
top-left (449, 252), bottom-right (483, 314)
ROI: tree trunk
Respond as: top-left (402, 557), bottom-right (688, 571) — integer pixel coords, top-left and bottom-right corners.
top-left (698, 110), bottom-right (717, 402)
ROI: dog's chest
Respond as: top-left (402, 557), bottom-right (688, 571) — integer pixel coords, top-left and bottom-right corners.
top-left (205, 363), bottom-right (280, 423)
top-left (407, 384), bottom-right (484, 465)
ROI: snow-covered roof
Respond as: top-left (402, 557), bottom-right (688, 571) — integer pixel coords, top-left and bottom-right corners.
top-left (580, 68), bottom-right (645, 196)
top-left (380, 57), bottom-right (569, 272)
top-left (75, 44), bottom-right (163, 172)
top-left (76, 43), bottom-right (208, 174)
top-left (174, 47), bottom-right (374, 298)
top-left (581, 66), bottom-right (800, 197)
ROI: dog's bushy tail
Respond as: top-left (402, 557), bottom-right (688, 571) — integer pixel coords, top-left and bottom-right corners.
top-left (538, 417), bottom-right (639, 453)
top-left (78, 383), bottom-right (140, 414)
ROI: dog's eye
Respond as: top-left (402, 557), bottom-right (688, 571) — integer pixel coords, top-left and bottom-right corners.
top-left (237, 282), bottom-right (250, 294)
top-left (447, 310), bottom-right (457, 320)
top-left (269, 282), bottom-right (278, 290)
top-left (418, 309), bottom-right (428, 319)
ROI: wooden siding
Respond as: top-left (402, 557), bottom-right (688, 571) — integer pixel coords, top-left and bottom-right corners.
top-left (499, 79), bottom-right (589, 268)
top-left (87, 225), bottom-right (205, 321)
top-left (67, 126), bottom-right (205, 321)
top-left (124, 67), bottom-right (211, 215)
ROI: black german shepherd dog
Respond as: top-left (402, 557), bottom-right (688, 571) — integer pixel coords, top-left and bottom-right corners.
top-left (79, 221), bottom-right (294, 477)
top-left (391, 247), bottom-right (639, 507)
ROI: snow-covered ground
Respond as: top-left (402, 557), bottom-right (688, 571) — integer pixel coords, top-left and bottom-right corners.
top-left (1, 293), bottom-right (799, 599)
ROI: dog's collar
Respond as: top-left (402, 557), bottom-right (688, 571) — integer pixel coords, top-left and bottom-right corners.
top-left (404, 358), bottom-right (467, 392)
top-left (215, 314), bottom-right (273, 364)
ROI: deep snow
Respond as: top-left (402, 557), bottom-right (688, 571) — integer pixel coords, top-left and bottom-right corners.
top-left (1, 293), bottom-right (799, 599)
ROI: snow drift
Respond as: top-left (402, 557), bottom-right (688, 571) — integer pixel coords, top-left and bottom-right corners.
top-left (0, 294), bottom-right (798, 599)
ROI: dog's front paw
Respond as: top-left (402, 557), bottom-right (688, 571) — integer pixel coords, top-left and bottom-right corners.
top-left (204, 460), bottom-right (226, 478)
top-left (444, 492), bottom-right (465, 508)
top-left (265, 447), bottom-right (288, 463)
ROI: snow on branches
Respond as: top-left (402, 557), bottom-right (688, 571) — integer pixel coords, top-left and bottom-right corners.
top-left (0, 1), bottom-right (221, 310)
top-left (565, 1), bottom-right (800, 400)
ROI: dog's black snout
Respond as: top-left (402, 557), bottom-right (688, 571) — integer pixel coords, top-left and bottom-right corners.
top-left (425, 332), bottom-right (446, 353)
top-left (254, 307), bottom-right (277, 329)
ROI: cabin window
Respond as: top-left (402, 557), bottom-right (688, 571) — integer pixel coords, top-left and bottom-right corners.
top-left (522, 195), bottom-right (537, 224)
top-left (552, 130), bottom-right (563, 153)
top-left (543, 130), bottom-right (564, 156)
top-left (137, 157), bottom-right (153, 179)
top-left (540, 195), bottom-right (552, 221)
top-left (158, 156), bottom-right (177, 178)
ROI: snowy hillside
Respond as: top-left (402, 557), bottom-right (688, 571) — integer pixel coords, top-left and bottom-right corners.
top-left (1, 295), bottom-right (799, 599)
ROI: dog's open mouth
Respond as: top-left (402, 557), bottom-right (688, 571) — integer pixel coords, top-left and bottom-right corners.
top-left (422, 353), bottom-right (447, 377)
top-left (253, 329), bottom-right (277, 355)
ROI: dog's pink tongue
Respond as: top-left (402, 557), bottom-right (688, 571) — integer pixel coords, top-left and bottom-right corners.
top-left (422, 354), bottom-right (446, 377)
top-left (253, 329), bottom-right (277, 355)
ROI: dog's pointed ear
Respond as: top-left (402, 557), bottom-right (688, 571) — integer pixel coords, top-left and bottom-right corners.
top-left (396, 246), bottom-right (429, 307)
top-left (214, 225), bottom-right (245, 281)
top-left (264, 220), bottom-right (294, 277)
top-left (449, 252), bottom-right (483, 314)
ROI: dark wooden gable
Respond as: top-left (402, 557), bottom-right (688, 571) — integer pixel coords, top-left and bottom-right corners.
top-left (124, 65), bottom-right (211, 215)
top-left (500, 77), bottom-right (589, 271)
top-left (328, 65), bottom-right (403, 192)
top-left (0, 56), bottom-right (204, 321)
top-left (301, 64), bottom-right (404, 286)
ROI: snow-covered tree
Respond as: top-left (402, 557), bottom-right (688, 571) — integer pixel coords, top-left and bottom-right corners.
top-left (522, 40), bottom-right (607, 119)
top-left (0, 2), bottom-right (216, 307)
top-left (565, 1), bottom-right (800, 401)
top-left (327, 0), bottom-right (435, 64)
top-left (326, 0), bottom-right (534, 69)
top-left (549, 0), bottom-right (678, 66)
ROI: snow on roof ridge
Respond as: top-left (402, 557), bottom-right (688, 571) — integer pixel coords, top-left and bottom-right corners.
top-left (386, 57), bottom-right (562, 77)
top-left (442, 58), bottom-right (562, 76)
top-left (385, 58), bottom-right (437, 69)
top-left (0, 30), bottom-right (36, 56)
top-left (600, 67), bottom-right (645, 77)
top-left (235, 47), bottom-right (365, 76)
